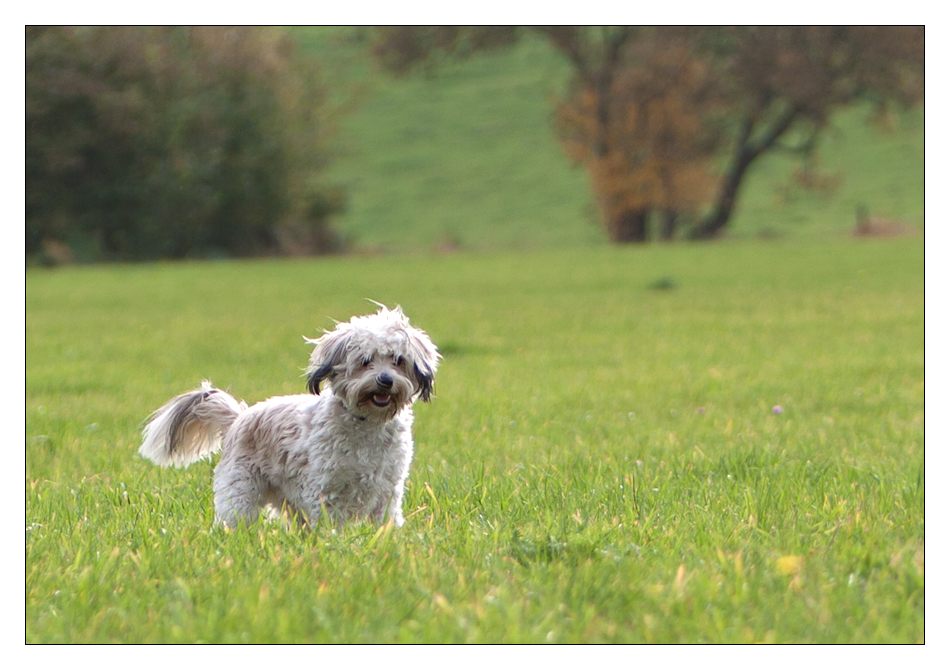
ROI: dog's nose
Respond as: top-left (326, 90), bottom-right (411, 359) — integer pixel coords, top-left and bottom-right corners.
top-left (376, 372), bottom-right (394, 388)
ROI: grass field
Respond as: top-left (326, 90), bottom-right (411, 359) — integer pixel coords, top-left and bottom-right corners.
top-left (293, 28), bottom-right (925, 253)
top-left (25, 236), bottom-right (923, 643)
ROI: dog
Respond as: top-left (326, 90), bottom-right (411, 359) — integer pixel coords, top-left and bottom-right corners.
top-left (137, 304), bottom-right (440, 529)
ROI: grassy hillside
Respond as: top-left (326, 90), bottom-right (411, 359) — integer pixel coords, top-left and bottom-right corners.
top-left (26, 237), bottom-right (923, 642)
top-left (292, 28), bottom-right (924, 253)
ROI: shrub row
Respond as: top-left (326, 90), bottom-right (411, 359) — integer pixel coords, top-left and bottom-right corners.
top-left (26, 27), bottom-right (344, 263)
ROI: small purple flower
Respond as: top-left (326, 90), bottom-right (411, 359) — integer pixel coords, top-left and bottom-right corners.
top-left (772, 405), bottom-right (784, 415)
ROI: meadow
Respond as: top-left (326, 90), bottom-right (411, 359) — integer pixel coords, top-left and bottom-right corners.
top-left (26, 237), bottom-right (923, 643)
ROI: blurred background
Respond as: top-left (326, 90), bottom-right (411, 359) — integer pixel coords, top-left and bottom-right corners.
top-left (25, 26), bottom-right (924, 264)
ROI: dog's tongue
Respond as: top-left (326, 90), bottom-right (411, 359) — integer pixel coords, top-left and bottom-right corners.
top-left (373, 394), bottom-right (391, 407)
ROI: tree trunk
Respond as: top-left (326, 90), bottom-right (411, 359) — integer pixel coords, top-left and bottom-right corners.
top-left (660, 209), bottom-right (678, 241)
top-left (688, 149), bottom-right (755, 239)
top-left (689, 105), bottom-right (800, 240)
top-left (609, 208), bottom-right (649, 243)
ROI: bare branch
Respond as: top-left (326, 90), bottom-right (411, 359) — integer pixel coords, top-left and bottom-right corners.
top-left (534, 27), bottom-right (592, 83)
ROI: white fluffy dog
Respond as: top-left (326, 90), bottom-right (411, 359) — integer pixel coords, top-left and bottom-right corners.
top-left (138, 305), bottom-right (440, 529)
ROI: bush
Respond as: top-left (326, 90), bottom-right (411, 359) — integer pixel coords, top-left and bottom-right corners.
top-left (26, 27), bottom-right (344, 262)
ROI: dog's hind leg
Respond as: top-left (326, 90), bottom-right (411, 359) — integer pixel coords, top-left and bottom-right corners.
top-left (212, 463), bottom-right (266, 528)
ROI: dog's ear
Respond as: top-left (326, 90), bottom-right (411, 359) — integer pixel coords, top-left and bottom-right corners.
top-left (413, 364), bottom-right (435, 402)
top-left (405, 326), bottom-right (441, 402)
top-left (305, 327), bottom-right (351, 394)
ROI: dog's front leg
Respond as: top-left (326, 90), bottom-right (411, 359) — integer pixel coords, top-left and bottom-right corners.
top-left (373, 492), bottom-right (405, 527)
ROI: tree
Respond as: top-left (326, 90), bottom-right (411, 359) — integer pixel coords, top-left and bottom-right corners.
top-left (26, 27), bottom-right (344, 261)
top-left (369, 26), bottom-right (924, 243)
top-left (554, 32), bottom-right (723, 241)
top-left (685, 26), bottom-right (924, 239)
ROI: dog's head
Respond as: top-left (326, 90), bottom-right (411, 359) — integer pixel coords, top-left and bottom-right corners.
top-left (305, 304), bottom-right (440, 420)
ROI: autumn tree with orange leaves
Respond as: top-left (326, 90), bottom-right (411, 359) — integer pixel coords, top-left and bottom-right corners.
top-left (554, 33), bottom-right (723, 241)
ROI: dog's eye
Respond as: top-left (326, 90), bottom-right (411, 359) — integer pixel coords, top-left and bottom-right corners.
top-left (362, 358), bottom-right (371, 367)
top-left (394, 356), bottom-right (405, 367)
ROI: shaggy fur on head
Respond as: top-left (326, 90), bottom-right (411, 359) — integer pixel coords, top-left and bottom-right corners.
top-left (138, 305), bottom-right (440, 529)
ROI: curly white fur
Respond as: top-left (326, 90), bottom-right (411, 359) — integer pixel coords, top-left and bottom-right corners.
top-left (138, 305), bottom-right (440, 528)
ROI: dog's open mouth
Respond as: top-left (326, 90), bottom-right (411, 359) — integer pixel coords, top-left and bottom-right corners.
top-left (371, 393), bottom-right (392, 408)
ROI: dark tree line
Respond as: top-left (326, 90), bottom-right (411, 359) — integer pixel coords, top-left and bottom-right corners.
top-left (371, 26), bottom-right (924, 243)
top-left (26, 27), bottom-right (344, 262)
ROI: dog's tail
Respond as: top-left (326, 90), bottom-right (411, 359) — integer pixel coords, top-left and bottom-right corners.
top-left (139, 381), bottom-right (247, 468)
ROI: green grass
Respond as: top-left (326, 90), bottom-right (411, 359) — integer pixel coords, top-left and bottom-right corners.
top-left (26, 236), bottom-right (923, 642)
top-left (292, 28), bottom-right (924, 253)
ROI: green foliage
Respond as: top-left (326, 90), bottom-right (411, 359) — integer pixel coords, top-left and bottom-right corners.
top-left (26, 237), bottom-right (923, 642)
top-left (26, 27), bottom-right (344, 262)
